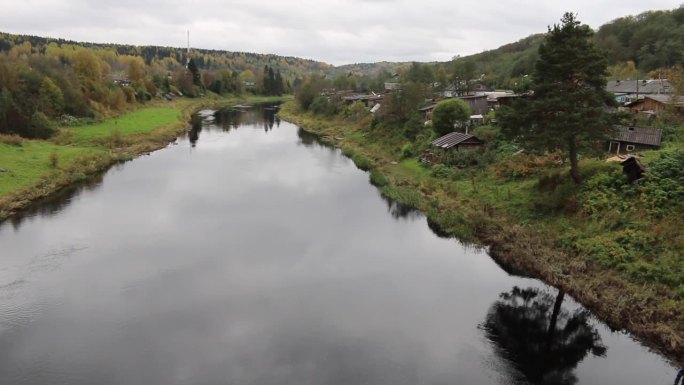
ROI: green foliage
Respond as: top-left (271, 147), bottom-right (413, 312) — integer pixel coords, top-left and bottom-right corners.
top-left (400, 143), bottom-right (414, 159)
top-left (430, 164), bottom-right (455, 178)
top-left (380, 185), bottom-right (422, 208)
top-left (187, 58), bottom-right (201, 87)
top-left (640, 150), bottom-right (684, 216)
top-left (402, 113), bottom-right (424, 140)
top-left (296, 75), bottom-right (328, 111)
top-left (48, 152), bottom-right (59, 168)
top-left (377, 81), bottom-right (428, 124)
top-left (351, 153), bottom-right (373, 171)
top-left (369, 169), bottom-right (388, 187)
top-left (596, 7), bottom-right (684, 72)
top-left (29, 111), bottom-right (56, 139)
top-left (344, 101), bottom-right (370, 122)
top-left (432, 98), bottom-right (471, 136)
top-left (309, 96), bottom-right (330, 115)
top-left (499, 13), bottom-right (616, 183)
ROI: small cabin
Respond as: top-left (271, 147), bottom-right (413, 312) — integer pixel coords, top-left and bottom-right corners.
top-left (431, 132), bottom-right (483, 151)
top-left (607, 126), bottom-right (662, 154)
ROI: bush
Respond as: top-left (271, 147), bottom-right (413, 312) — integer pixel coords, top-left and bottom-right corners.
top-left (351, 154), bottom-right (373, 171)
top-left (48, 152), bottom-right (59, 168)
top-left (401, 143), bottom-right (414, 159)
top-left (430, 163), bottom-right (455, 178)
top-left (432, 99), bottom-right (471, 136)
top-left (0, 134), bottom-right (23, 146)
top-left (29, 111), bottom-right (57, 139)
top-left (309, 96), bottom-right (330, 115)
top-left (369, 169), bottom-right (388, 187)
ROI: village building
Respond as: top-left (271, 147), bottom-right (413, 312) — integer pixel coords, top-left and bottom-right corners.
top-left (384, 82), bottom-right (401, 91)
top-left (642, 95), bottom-right (684, 114)
top-left (457, 95), bottom-right (488, 115)
top-left (431, 131), bottom-right (483, 151)
top-left (605, 79), bottom-right (672, 104)
top-left (607, 126), bottom-right (663, 154)
top-left (342, 94), bottom-right (384, 108)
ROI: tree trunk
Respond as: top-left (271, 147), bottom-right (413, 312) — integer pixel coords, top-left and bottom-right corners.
top-left (546, 289), bottom-right (565, 352)
top-left (568, 139), bottom-right (581, 184)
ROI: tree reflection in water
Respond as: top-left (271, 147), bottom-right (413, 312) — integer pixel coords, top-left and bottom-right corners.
top-left (482, 286), bottom-right (607, 385)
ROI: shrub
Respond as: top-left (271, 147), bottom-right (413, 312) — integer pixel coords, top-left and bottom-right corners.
top-left (432, 99), bottom-right (471, 136)
top-left (351, 154), bottom-right (373, 171)
top-left (309, 96), bottom-right (330, 115)
top-left (430, 164), bottom-right (454, 178)
top-left (0, 134), bottom-right (23, 146)
top-left (369, 169), bottom-right (389, 187)
top-left (48, 152), bottom-right (59, 168)
top-left (401, 143), bottom-right (414, 159)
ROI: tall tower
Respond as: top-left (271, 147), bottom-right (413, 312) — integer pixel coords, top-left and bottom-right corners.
top-left (185, 30), bottom-right (190, 68)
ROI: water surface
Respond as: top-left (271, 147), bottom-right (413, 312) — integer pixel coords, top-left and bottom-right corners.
top-left (0, 104), bottom-right (677, 384)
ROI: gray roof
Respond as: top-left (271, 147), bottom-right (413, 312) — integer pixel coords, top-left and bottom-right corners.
top-left (431, 132), bottom-right (482, 149)
top-left (645, 94), bottom-right (684, 107)
top-left (611, 126), bottom-right (662, 146)
top-left (606, 79), bottom-right (672, 94)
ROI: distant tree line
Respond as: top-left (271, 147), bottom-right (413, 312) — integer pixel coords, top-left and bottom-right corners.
top-left (0, 32), bottom-right (325, 138)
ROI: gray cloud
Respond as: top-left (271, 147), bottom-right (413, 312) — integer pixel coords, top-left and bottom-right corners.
top-left (0, 0), bottom-right (680, 65)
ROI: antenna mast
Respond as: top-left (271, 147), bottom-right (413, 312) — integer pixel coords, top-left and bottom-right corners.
top-left (185, 30), bottom-right (190, 68)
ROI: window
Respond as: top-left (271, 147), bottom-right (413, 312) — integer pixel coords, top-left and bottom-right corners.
top-left (626, 145), bottom-right (635, 152)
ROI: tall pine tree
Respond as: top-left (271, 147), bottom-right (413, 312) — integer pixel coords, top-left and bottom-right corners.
top-left (499, 13), bottom-right (616, 183)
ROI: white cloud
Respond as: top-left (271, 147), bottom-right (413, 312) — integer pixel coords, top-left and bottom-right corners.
top-left (0, 0), bottom-right (680, 65)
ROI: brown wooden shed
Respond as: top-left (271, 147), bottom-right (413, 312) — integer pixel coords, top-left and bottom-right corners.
top-left (607, 126), bottom-right (662, 154)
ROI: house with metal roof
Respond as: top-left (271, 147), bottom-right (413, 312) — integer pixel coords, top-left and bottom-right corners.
top-left (606, 79), bottom-right (672, 104)
top-left (607, 126), bottom-right (663, 154)
top-left (431, 132), bottom-right (483, 151)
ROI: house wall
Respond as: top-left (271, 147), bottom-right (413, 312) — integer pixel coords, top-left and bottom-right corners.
top-left (643, 98), bottom-right (665, 112)
top-left (459, 97), bottom-right (488, 115)
top-left (607, 141), bottom-right (657, 154)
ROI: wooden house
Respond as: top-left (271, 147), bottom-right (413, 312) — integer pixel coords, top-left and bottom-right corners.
top-left (643, 95), bottom-right (684, 114)
top-left (431, 132), bottom-right (483, 151)
top-left (457, 95), bottom-right (488, 115)
top-left (607, 126), bottom-right (663, 154)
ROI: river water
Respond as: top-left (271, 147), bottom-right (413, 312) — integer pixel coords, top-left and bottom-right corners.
top-left (0, 104), bottom-right (678, 384)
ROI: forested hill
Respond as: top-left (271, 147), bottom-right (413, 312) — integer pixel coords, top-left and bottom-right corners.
top-left (422, 6), bottom-right (684, 90)
top-left (0, 31), bottom-right (339, 139)
top-left (0, 32), bottom-right (333, 78)
top-left (336, 61), bottom-right (412, 77)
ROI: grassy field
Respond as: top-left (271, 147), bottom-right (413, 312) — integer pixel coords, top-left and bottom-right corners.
top-left (67, 107), bottom-right (181, 144)
top-left (0, 142), bottom-right (102, 196)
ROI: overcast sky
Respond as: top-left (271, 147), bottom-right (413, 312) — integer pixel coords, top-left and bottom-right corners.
top-left (1, 0), bottom-right (681, 65)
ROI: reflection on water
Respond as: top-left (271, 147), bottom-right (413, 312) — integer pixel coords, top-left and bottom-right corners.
top-left (6, 172), bottom-right (106, 231)
top-left (0, 103), bottom-right (678, 385)
top-left (482, 287), bottom-right (606, 385)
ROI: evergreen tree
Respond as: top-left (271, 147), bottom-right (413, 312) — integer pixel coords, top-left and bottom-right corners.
top-left (499, 13), bottom-right (616, 184)
top-left (187, 58), bottom-right (201, 86)
top-left (275, 69), bottom-right (284, 96)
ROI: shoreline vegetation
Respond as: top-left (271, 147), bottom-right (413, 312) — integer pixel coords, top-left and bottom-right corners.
top-left (0, 95), bottom-right (290, 221)
top-left (277, 100), bottom-right (683, 367)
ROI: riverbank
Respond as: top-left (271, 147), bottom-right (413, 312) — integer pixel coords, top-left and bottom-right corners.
top-left (278, 101), bottom-right (683, 366)
top-left (0, 95), bottom-right (290, 221)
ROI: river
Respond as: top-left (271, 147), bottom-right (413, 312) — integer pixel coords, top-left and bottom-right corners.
top-left (0, 104), bottom-right (678, 384)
